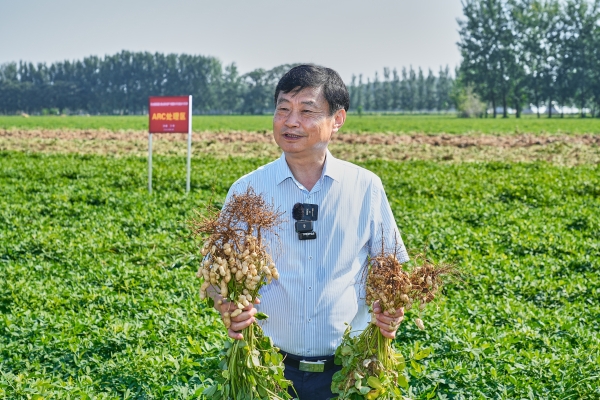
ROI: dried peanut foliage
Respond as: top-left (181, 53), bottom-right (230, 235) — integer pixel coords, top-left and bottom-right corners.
top-left (191, 187), bottom-right (293, 400)
top-left (332, 244), bottom-right (457, 400)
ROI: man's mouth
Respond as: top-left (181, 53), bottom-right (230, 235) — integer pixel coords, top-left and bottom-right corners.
top-left (283, 133), bottom-right (303, 140)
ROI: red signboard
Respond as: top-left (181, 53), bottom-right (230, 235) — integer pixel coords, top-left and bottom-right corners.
top-left (148, 96), bottom-right (191, 133)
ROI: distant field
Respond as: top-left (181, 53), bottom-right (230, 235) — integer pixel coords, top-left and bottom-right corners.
top-left (1, 114), bottom-right (600, 134)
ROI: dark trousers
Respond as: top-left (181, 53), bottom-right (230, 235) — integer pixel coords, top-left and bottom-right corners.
top-left (283, 354), bottom-right (342, 400)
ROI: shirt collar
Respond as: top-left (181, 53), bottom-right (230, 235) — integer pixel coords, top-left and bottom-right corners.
top-left (275, 149), bottom-right (342, 186)
top-left (322, 149), bottom-right (343, 183)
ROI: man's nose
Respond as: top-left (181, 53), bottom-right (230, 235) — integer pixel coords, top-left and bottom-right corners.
top-left (284, 110), bottom-right (301, 127)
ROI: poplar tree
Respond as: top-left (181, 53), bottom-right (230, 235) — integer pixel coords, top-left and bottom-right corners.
top-left (425, 69), bottom-right (437, 111)
top-left (391, 68), bottom-right (401, 111)
top-left (562, 0), bottom-right (600, 117)
top-left (400, 67), bottom-right (411, 111)
top-left (437, 65), bottom-right (453, 111)
top-left (458, 0), bottom-right (516, 117)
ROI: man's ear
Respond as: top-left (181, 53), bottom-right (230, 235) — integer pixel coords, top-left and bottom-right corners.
top-left (331, 109), bottom-right (347, 134)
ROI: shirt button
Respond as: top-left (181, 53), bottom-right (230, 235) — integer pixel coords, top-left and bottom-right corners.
top-left (308, 286), bottom-right (312, 290)
top-left (308, 318), bottom-right (311, 322)
top-left (309, 256), bottom-right (313, 260)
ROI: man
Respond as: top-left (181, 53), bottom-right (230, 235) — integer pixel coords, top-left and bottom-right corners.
top-left (210, 64), bottom-right (408, 399)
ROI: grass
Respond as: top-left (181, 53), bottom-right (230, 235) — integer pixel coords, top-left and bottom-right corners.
top-left (2, 114), bottom-right (600, 134)
top-left (1, 151), bottom-right (598, 399)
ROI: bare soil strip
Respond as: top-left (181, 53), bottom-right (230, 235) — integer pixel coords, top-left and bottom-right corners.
top-left (1, 129), bottom-right (599, 165)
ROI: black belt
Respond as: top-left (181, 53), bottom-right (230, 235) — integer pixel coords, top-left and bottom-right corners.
top-left (280, 351), bottom-right (336, 373)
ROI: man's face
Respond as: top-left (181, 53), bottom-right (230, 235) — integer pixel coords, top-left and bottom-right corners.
top-left (273, 86), bottom-right (345, 158)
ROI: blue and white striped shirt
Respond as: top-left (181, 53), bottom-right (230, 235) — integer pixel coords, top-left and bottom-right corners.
top-left (225, 150), bottom-right (408, 357)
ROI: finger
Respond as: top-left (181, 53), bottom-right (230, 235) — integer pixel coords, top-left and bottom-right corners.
top-left (216, 297), bottom-right (232, 309)
top-left (230, 316), bottom-right (255, 332)
top-left (387, 307), bottom-right (405, 318)
top-left (373, 316), bottom-right (392, 331)
top-left (228, 328), bottom-right (244, 341)
top-left (375, 318), bottom-right (403, 339)
top-left (375, 312), bottom-right (404, 325)
top-left (221, 302), bottom-right (238, 314)
top-left (253, 298), bottom-right (261, 305)
top-left (373, 317), bottom-right (399, 338)
top-left (372, 301), bottom-right (382, 314)
top-left (231, 307), bottom-right (257, 323)
top-left (378, 326), bottom-right (397, 339)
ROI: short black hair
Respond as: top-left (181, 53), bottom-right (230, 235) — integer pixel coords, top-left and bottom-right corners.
top-left (274, 64), bottom-right (350, 115)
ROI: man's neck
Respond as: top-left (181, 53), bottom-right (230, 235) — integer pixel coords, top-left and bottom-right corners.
top-left (284, 151), bottom-right (327, 192)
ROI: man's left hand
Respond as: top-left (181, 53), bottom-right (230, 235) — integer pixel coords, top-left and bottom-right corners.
top-left (373, 301), bottom-right (404, 339)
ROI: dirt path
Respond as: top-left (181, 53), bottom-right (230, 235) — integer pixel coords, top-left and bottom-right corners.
top-left (2, 128), bottom-right (600, 146)
top-left (1, 129), bottom-right (599, 165)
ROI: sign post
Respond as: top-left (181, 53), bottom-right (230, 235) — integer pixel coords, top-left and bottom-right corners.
top-left (148, 131), bottom-right (153, 193)
top-left (148, 95), bottom-right (193, 194)
top-left (186, 98), bottom-right (192, 193)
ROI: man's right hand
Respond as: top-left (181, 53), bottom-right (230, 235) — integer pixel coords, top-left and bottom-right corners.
top-left (214, 294), bottom-right (260, 340)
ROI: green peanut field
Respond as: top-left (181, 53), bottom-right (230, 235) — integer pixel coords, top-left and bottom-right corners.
top-left (0, 115), bottom-right (599, 399)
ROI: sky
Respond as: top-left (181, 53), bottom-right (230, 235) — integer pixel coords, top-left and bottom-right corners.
top-left (0, 0), bottom-right (464, 82)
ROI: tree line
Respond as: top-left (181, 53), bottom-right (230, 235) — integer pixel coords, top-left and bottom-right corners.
top-left (0, 51), bottom-right (301, 115)
top-left (458, 0), bottom-right (600, 117)
top-left (348, 66), bottom-right (455, 113)
top-left (0, 51), bottom-right (455, 115)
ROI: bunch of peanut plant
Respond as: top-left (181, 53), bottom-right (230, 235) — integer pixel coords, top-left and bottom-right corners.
top-left (332, 246), bottom-right (456, 399)
top-left (191, 187), bottom-right (294, 400)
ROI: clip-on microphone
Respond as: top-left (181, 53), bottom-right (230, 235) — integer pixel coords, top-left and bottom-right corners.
top-left (293, 203), bottom-right (318, 240)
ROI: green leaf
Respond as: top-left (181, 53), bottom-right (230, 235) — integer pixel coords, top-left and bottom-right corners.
top-left (414, 347), bottom-right (432, 361)
top-left (255, 312), bottom-right (269, 320)
top-left (359, 386), bottom-right (371, 395)
top-left (202, 385), bottom-right (218, 397)
top-left (257, 385), bottom-right (267, 397)
top-left (410, 359), bottom-right (423, 373)
top-left (248, 374), bottom-right (257, 386)
top-left (367, 376), bottom-right (383, 390)
top-left (395, 353), bottom-right (406, 371)
top-left (260, 336), bottom-right (273, 348)
top-left (398, 374), bottom-right (409, 390)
